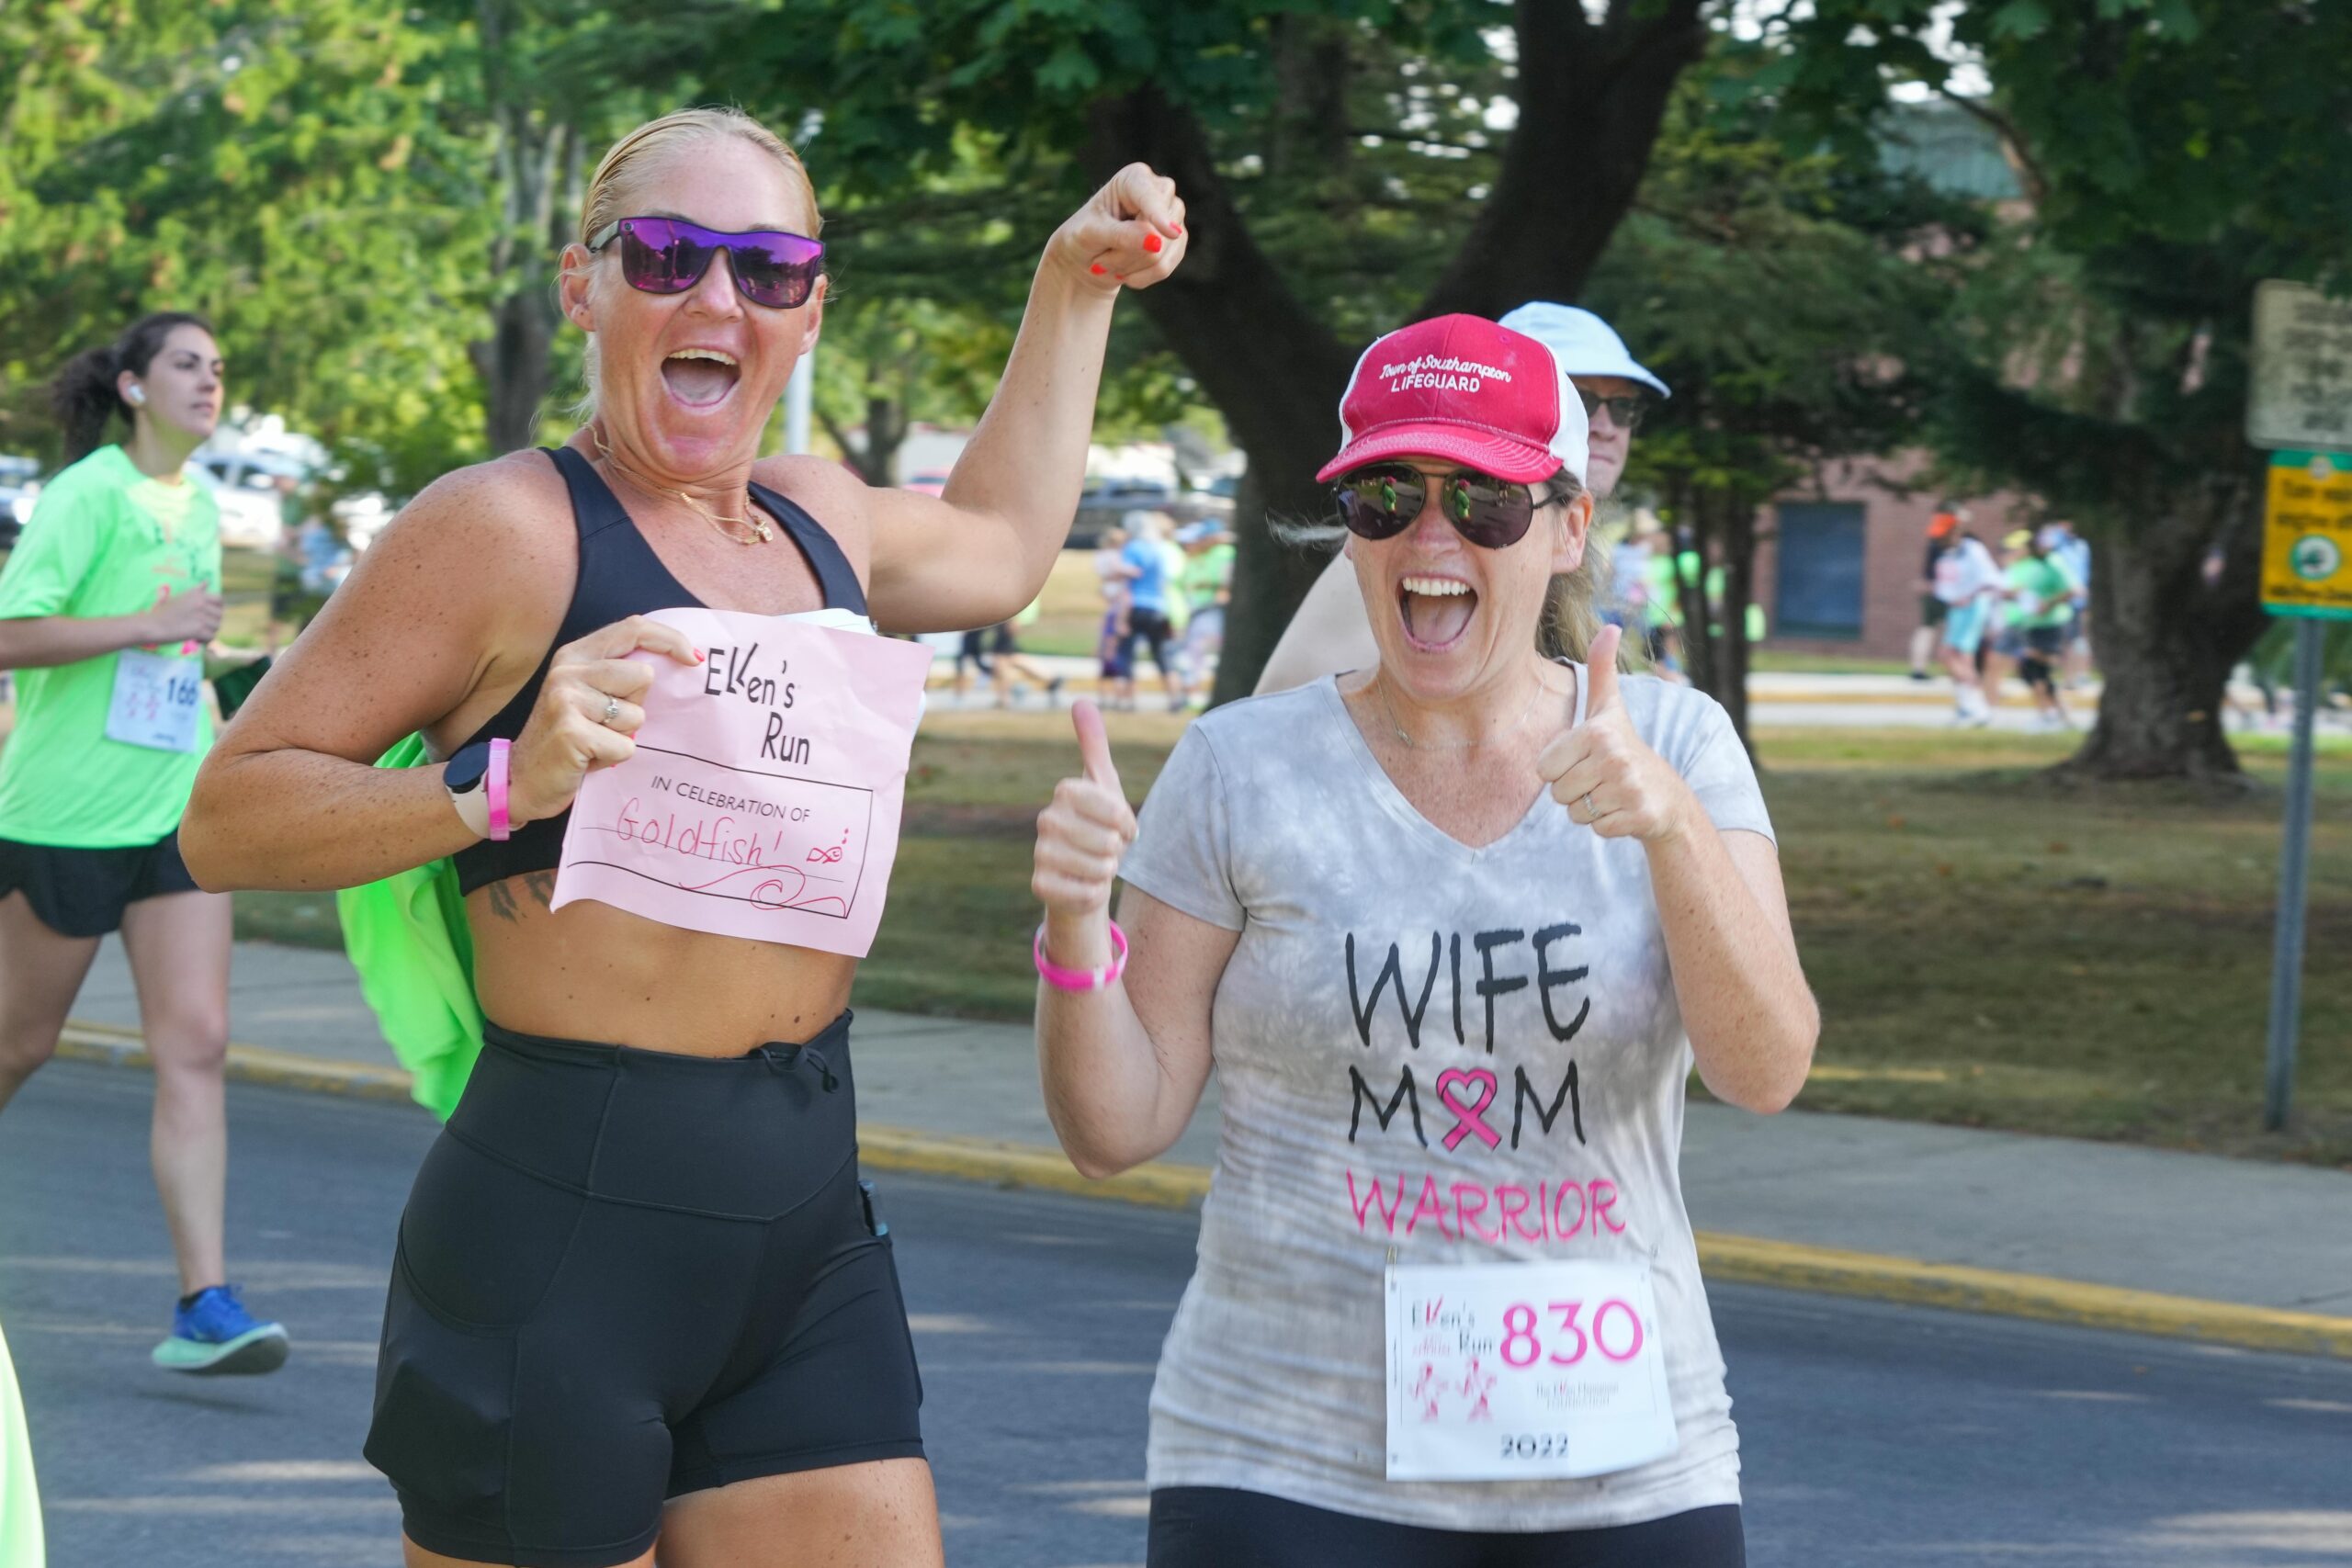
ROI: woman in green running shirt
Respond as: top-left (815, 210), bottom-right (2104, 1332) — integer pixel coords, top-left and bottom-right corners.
top-left (0, 313), bottom-right (290, 1377)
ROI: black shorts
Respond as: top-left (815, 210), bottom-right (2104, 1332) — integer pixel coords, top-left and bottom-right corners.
top-left (367, 1015), bottom-right (924, 1567)
top-left (1920, 593), bottom-right (1948, 628)
top-left (989, 623), bottom-right (1019, 656)
top-left (1123, 608), bottom-right (1175, 672)
top-left (2024, 624), bottom-right (2066, 659)
top-left (1148, 1488), bottom-right (1744, 1568)
top-left (0, 830), bottom-right (199, 939)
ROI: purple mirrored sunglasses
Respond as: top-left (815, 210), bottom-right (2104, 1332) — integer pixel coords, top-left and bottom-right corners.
top-left (586, 217), bottom-right (825, 310)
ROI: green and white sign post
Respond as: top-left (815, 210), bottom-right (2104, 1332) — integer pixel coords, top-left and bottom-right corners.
top-left (2247, 283), bottom-right (2352, 1132)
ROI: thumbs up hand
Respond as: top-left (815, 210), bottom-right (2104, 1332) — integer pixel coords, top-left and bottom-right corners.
top-left (1535, 625), bottom-right (1697, 844)
top-left (1033, 699), bottom-right (1140, 920)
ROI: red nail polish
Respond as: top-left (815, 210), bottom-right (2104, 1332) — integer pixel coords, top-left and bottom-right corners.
top-left (695, 649), bottom-right (707, 663)
top-left (1091, 264), bottom-right (1106, 276)
top-left (1144, 233), bottom-right (1163, 254)
top-left (1171, 223), bottom-right (1183, 236)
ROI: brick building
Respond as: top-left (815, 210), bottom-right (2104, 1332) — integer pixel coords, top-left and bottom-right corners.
top-left (1751, 104), bottom-right (2038, 663)
top-left (1754, 457), bottom-right (2042, 661)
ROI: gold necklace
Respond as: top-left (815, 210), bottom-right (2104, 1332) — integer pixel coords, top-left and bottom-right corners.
top-left (1374, 671), bottom-right (1554, 752)
top-left (592, 429), bottom-right (773, 547)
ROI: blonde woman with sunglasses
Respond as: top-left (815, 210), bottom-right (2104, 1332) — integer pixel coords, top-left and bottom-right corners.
top-left (183, 107), bottom-right (1187, 1568)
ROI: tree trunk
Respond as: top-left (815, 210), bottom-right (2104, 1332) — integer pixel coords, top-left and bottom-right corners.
top-left (1081, 2), bottom-right (1713, 701)
top-left (2064, 481), bottom-right (2267, 781)
top-left (474, 287), bottom-right (556, 454)
top-left (1215, 468), bottom-right (1333, 705)
top-left (1715, 496), bottom-right (1758, 750)
top-left (820, 394), bottom-right (907, 488)
top-left (471, 8), bottom-right (571, 453)
top-left (1665, 491), bottom-right (1754, 749)
top-left (1083, 91), bottom-right (1357, 704)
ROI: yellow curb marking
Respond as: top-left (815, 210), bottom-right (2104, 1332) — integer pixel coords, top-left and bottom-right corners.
top-left (1693, 1235), bottom-right (2352, 1361)
top-left (60, 1020), bottom-right (2350, 1362)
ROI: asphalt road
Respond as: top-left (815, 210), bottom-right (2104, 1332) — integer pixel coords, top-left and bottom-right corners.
top-left (2, 1062), bottom-right (2347, 1567)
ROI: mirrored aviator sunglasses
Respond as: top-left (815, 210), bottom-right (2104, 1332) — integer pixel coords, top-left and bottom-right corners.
top-left (1331, 466), bottom-right (1548, 549)
top-left (589, 217), bottom-right (825, 310)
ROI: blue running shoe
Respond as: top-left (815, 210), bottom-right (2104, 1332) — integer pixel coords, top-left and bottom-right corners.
top-left (152, 1285), bottom-right (289, 1375)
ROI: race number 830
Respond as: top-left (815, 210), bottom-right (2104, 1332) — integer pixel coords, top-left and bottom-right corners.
top-left (1499, 1299), bottom-right (1646, 1368)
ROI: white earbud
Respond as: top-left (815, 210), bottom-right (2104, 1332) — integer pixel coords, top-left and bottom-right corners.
top-left (125, 385), bottom-right (146, 406)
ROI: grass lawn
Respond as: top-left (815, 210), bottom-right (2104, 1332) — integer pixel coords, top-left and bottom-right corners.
top-left (233, 705), bottom-right (2349, 1168)
top-left (1749, 649), bottom-right (1917, 676)
top-left (1014, 549), bottom-right (1122, 660)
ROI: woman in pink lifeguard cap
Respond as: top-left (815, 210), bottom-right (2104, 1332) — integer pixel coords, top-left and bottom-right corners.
top-left (1029, 313), bottom-right (1817, 1565)
top-left (1258, 301), bottom-right (1668, 694)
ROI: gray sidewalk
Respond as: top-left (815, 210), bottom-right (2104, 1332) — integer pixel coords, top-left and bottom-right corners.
top-left (70, 937), bottom-right (2352, 1322)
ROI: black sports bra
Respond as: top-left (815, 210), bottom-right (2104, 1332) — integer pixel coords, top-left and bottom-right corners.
top-left (451, 446), bottom-right (868, 896)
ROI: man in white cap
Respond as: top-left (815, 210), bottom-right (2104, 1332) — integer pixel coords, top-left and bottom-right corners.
top-left (1255, 301), bottom-right (1669, 694)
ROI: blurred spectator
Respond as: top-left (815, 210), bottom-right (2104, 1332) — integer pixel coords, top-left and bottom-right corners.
top-left (2041, 519), bottom-right (2095, 690)
top-left (1175, 520), bottom-right (1233, 702)
top-left (265, 479), bottom-right (347, 655)
top-left (1093, 520), bottom-right (1135, 710)
top-left (2003, 527), bottom-right (2082, 729)
top-left (987, 596), bottom-right (1063, 709)
top-left (1933, 525), bottom-right (2003, 726)
top-left (1912, 507), bottom-right (1959, 681)
top-left (1607, 520), bottom-right (1653, 631)
top-left (1114, 509), bottom-right (1187, 711)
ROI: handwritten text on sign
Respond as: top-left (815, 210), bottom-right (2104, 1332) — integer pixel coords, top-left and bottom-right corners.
top-left (1385, 1260), bottom-right (1677, 1481)
top-left (552, 607), bottom-right (932, 956)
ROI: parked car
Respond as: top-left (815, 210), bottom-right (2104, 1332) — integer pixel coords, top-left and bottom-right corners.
top-left (189, 463), bottom-right (287, 551)
top-left (1069, 479), bottom-right (1184, 550)
top-left (0, 455), bottom-right (40, 551)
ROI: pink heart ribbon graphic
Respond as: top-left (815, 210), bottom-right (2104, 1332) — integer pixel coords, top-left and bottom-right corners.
top-left (1433, 1067), bottom-right (1502, 1152)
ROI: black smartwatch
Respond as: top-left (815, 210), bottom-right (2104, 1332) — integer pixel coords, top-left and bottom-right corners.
top-left (445, 741), bottom-right (493, 837)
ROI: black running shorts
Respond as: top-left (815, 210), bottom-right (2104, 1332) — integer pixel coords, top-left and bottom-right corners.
top-left (366, 1015), bottom-right (924, 1567)
top-left (1148, 1488), bottom-right (1744, 1568)
top-left (1123, 607), bottom-right (1175, 672)
top-left (0, 830), bottom-right (200, 938)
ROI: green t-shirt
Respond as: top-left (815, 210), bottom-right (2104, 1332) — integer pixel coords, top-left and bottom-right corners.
top-left (1181, 542), bottom-right (1234, 610)
top-left (2005, 555), bottom-right (2077, 631)
top-left (1640, 552), bottom-right (1681, 627)
top-left (0, 445), bottom-right (221, 848)
top-left (0, 1318), bottom-right (41, 1567)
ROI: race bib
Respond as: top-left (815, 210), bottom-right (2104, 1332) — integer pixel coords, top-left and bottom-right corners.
top-left (553, 606), bottom-right (932, 957)
top-left (1385, 1260), bottom-right (1677, 1482)
top-left (105, 649), bottom-right (205, 753)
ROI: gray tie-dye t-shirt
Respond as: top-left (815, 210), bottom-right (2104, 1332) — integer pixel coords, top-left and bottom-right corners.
top-left (1118, 670), bottom-right (1774, 1531)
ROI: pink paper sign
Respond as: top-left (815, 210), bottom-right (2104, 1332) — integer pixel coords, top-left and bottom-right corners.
top-left (552, 607), bottom-right (933, 956)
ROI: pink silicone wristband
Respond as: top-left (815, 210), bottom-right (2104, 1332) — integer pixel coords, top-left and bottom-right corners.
top-left (485, 738), bottom-right (513, 842)
top-left (1034, 919), bottom-right (1127, 992)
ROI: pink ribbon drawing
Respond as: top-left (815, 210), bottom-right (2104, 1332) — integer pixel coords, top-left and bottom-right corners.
top-left (1434, 1067), bottom-right (1502, 1151)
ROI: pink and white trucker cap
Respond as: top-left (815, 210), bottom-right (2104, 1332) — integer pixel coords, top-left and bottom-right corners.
top-left (1316, 313), bottom-right (1589, 488)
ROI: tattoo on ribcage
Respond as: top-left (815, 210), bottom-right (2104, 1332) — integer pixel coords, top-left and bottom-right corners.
top-left (485, 881), bottom-right (520, 923)
top-left (524, 872), bottom-right (558, 909)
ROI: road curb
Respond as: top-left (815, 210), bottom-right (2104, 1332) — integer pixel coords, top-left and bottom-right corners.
top-left (1691, 1235), bottom-right (2352, 1361)
top-left (62, 1019), bottom-right (2352, 1362)
top-left (59, 1021), bottom-right (420, 1105)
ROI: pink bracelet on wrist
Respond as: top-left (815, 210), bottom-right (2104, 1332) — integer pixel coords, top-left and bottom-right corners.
top-left (1035, 919), bottom-right (1127, 992)
top-left (485, 738), bottom-right (513, 842)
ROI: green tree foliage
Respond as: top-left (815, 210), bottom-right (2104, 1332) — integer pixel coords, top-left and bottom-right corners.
top-left (1766, 0), bottom-right (2352, 781)
top-left (695, 0), bottom-right (1722, 698)
top-left (0, 0), bottom-right (484, 491)
top-left (1592, 60), bottom-right (1962, 742)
